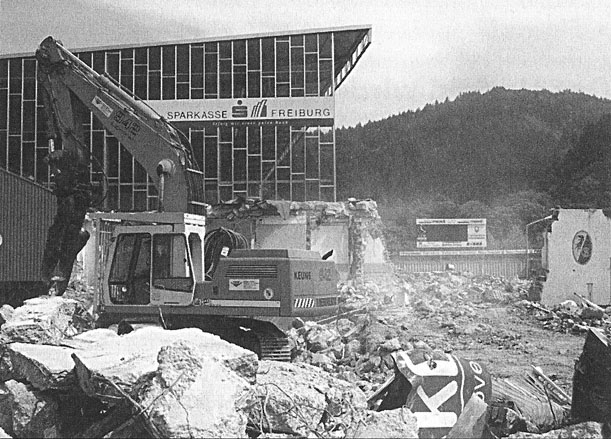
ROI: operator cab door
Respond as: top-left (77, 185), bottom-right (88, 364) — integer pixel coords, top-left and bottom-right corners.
top-left (149, 233), bottom-right (195, 306)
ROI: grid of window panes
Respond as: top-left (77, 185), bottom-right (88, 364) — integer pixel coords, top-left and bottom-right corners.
top-left (181, 124), bottom-right (336, 205)
top-left (0, 57), bottom-right (42, 183)
top-left (0, 30), bottom-right (359, 210)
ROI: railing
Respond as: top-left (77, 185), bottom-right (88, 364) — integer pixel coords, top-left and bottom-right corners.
top-left (392, 249), bottom-right (542, 278)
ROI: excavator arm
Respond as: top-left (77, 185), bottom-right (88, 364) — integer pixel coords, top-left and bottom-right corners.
top-left (36, 36), bottom-right (205, 213)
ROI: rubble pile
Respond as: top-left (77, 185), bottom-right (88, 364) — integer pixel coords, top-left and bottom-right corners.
top-left (291, 271), bottom-right (531, 385)
top-left (517, 297), bottom-right (611, 335)
top-left (288, 270), bottom-right (606, 438)
top-left (0, 295), bottom-right (423, 438)
top-left (402, 270), bottom-right (526, 316)
top-left (1, 268), bottom-right (610, 437)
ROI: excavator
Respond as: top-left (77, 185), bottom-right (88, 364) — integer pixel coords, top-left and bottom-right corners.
top-left (35, 36), bottom-right (340, 360)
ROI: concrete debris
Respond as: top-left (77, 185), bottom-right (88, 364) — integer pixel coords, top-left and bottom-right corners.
top-left (0, 384), bottom-right (11, 435)
top-left (0, 342), bottom-right (75, 390)
top-left (506, 421), bottom-right (607, 438)
top-left (519, 296), bottom-right (611, 334)
top-left (69, 326), bottom-right (258, 403)
top-left (445, 394), bottom-right (490, 439)
top-left (353, 408), bottom-right (419, 438)
top-left (135, 341), bottom-right (251, 438)
top-left (0, 296), bottom-right (92, 345)
top-left (0, 269), bottom-right (594, 438)
top-left (245, 360), bottom-right (367, 437)
top-left (0, 306), bottom-right (14, 327)
top-left (207, 196), bottom-right (381, 221)
top-left (4, 380), bottom-right (59, 438)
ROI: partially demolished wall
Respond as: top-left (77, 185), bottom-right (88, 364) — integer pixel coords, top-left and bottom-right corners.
top-left (80, 198), bottom-right (389, 285)
top-left (206, 198), bottom-right (389, 281)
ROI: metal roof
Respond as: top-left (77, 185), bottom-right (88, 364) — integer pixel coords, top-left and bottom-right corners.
top-left (1, 25), bottom-right (371, 92)
top-left (1, 24), bottom-right (371, 57)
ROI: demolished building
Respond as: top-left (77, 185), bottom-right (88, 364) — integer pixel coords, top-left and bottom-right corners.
top-left (541, 208), bottom-right (611, 306)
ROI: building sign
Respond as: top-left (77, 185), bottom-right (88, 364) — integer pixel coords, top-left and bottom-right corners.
top-left (416, 218), bottom-right (486, 248)
top-left (146, 97), bottom-right (334, 126)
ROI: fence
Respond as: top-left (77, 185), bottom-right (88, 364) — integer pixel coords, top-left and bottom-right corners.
top-left (392, 249), bottom-right (541, 279)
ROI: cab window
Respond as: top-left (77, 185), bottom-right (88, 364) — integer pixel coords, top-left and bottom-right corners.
top-left (109, 234), bottom-right (149, 282)
top-left (152, 234), bottom-right (193, 292)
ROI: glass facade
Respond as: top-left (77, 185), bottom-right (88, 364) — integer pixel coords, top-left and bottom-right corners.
top-left (0, 27), bottom-right (371, 210)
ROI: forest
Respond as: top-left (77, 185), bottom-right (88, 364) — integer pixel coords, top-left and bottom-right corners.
top-left (335, 87), bottom-right (611, 252)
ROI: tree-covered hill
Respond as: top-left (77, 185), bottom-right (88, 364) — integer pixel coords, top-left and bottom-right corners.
top-left (336, 87), bottom-right (611, 204)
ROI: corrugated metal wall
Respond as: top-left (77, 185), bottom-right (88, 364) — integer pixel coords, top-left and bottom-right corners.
top-left (0, 169), bottom-right (55, 282)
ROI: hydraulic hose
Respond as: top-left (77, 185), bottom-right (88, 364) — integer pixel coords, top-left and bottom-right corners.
top-left (204, 227), bottom-right (249, 277)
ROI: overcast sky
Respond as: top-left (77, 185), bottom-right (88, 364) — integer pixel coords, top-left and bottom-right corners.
top-left (1, 0), bottom-right (610, 127)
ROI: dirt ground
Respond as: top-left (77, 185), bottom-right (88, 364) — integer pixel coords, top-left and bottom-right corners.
top-left (335, 270), bottom-right (590, 396)
top-left (380, 303), bottom-right (584, 391)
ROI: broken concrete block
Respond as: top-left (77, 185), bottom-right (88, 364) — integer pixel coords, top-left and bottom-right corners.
top-left (0, 296), bottom-right (83, 344)
top-left (580, 306), bottom-right (604, 320)
top-left (506, 421), bottom-right (606, 438)
top-left (305, 325), bottom-right (336, 352)
top-left (380, 337), bottom-right (402, 353)
top-left (246, 360), bottom-right (367, 436)
top-left (353, 408), bottom-right (419, 438)
top-left (6, 380), bottom-right (59, 438)
top-left (71, 327), bottom-right (257, 403)
top-left (310, 352), bottom-right (334, 367)
top-left (136, 341), bottom-right (251, 438)
top-left (0, 426), bottom-right (9, 438)
top-left (2, 343), bottom-right (75, 390)
top-left (0, 305), bottom-right (14, 327)
top-left (344, 339), bottom-right (362, 358)
top-left (335, 318), bottom-right (355, 336)
top-left (0, 383), bottom-right (12, 435)
top-left (445, 395), bottom-right (489, 438)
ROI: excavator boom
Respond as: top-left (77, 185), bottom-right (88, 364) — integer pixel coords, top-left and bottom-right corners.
top-left (36, 36), bottom-right (205, 213)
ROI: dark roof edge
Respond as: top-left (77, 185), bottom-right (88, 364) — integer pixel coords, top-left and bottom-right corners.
top-left (0, 24), bottom-right (373, 59)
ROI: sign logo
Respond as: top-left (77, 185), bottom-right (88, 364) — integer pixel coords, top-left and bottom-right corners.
top-left (263, 288), bottom-right (274, 300)
top-left (232, 99), bottom-right (268, 118)
top-left (111, 109), bottom-right (141, 138)
top-left (91, 95), bottom-right (113, 118)
top-left (572, 231), bottom-right (593, 265)
top-left (294, 271), bottom-right (312, 280)
top-left (228, 279), bottom-right (260, 291)
top-left (232, 100), bottom-right (248, 118)
top-left (250, 99), bottom-right (268, 117)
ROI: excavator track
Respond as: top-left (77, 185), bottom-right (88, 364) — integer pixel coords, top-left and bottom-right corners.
top-left (258, 333), bottom-right (291, 362)
top-left (139, 315), bottom-right (294, 362)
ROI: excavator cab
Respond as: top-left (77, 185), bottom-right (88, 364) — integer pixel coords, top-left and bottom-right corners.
top-left (99, 212), bottom-right (207, 311)
top-left (106, 229), bottom-right (197, 306)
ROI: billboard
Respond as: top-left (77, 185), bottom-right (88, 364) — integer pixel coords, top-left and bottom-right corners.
top-left (416, 218), bottom-right (486, 248)
top-left (146, 97), bottom-right (334, 126)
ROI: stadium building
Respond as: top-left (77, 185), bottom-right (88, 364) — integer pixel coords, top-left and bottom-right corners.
top-left (0, 25), bottom-right (371, 210)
